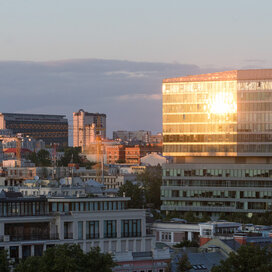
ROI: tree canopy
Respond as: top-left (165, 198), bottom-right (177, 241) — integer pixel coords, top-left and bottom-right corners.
top-left (0, 250), bottom-right (12, 272)
top-left (15, 245), bottom-right (115, 272)
top-left (117, 180), bottom-right (144, 208)
top-left (137, 165), bottom-right (162, 209)
top-left (58, 147), bottom-right (95, 168)
top-left (211, 244), bottom-right (272, 272)
top-left (28, 149), bottom-right (51, 167)
top-left (177, 253), bottom-right (192, 272)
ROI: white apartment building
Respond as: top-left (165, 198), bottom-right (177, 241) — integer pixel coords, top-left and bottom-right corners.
top-left (0, 191), bottom-right (154, 261)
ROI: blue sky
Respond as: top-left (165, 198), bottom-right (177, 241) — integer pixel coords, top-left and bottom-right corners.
top-left (0, 0), bottom-right (271, 139)
top-left (1, 0), bottom-right (272, 67)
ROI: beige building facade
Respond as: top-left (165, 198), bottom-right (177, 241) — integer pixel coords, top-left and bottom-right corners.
top-left (73, 109), bottom-right (106, 151)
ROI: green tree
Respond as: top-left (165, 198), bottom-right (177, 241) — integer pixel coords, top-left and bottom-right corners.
top-left (84, 247), bottom-right (116, 272)
top-left (28, 149), bottom-right (51, 167)
top-left (0, 250), bottom-right (11, 272)
top-left (211, 244), bottom-right (272, 272)
top-left (58, 147), bottom-right (82, 166)
top-left (137, 165), bottom-right (162, 209)
top-left (118, 180), bottom-right (144, 208)
top-left (14, 245), bottom-right (115, 272)
top-left (177, 253), bottom-right (192, 272)
top-left (39, 244), bottom-right (86, 272)
top-left (15, 256), bottom-right (41, 272)
top-left (174, 240), bottom-right (199, 248)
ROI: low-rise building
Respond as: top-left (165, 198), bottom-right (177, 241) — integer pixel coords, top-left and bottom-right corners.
top-left (0, 191), bottom-right (155, 261)
top-left (152, 221), bottom-right (200, 246)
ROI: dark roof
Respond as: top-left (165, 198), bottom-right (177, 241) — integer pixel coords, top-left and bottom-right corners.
top-left (0, 190), bottom-right (23, 198)
top-left (187, 252), bottom-right (226, 272)
top-left (221, 239), bottom-right (241, 251)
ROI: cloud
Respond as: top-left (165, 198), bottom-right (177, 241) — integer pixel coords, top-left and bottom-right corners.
top-left (115, 93), bottom-right (161, 101)
top-left (0, 58), bottom-right (227, 141)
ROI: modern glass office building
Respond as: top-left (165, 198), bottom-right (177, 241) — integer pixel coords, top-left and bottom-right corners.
top-left (161, 69), bottom-right (272, 216)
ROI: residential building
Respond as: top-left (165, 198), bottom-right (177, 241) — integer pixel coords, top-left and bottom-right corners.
top-left (152, 221), bottom-right (200, 246)
top-left (113, 130), bottom-right (151, 144)
top-left (113, 249), bottom-right (170, 272)
top-left (106, 145), bottom-right (125, 164)
top-left (141, 153), bottom-right (171, 166)
top-left (0, 191), bottom-right (154, 261)
top-left (125, 144), bottom-right (162, 164)
top-left (0, 113), bottom-right (68, 147)
top-left (150, 133), bottom-right (163, 144)
top-left (161, 69), bottom-right (272, 217)
top-left (73, 109), bottom-right (106, 151)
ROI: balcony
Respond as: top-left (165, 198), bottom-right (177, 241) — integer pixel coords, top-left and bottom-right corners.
top-left (8, 233), bottom-right (59, 241)
top-left (121, 232), bottom-right (142, 238)
top-left (104, 233), bottom-right (117, 238)
top-left (86, 233), bottom-right (99, 239)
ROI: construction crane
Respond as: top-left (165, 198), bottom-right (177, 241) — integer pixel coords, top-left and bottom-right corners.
top-left (95, 116), bottom-right (105, 183)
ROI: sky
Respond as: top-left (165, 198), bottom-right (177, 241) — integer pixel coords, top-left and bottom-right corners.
top-left (0, 0), bottom-right (272, 140)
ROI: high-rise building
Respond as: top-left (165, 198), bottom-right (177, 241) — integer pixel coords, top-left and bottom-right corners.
top-left (113, 130), bottom-right (151, 144)
top-left (161, 69), bottom-right (272, 217)
top-left (0, 113), bottom-right (68, 147)
top-left (73, 109), bottom-right (106, 151)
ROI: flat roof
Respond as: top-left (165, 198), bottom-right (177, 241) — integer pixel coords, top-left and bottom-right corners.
top-left (163, 69), bottom-right (272, 83)
top-left (0, 113), bottom-right (66, 118)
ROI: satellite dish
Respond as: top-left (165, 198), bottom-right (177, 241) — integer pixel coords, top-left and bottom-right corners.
top-left (34, 176), bottom-right (39, 181)
top-left (59, 179), bottom-right (66, 185)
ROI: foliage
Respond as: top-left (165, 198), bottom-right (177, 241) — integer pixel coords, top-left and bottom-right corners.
top-left (15, 256), bottom-right (42, 272)
top-left (58, 147), bottom-right (82, 166)
top-left (164, 211), bottom-right (211, 223)
top-left (211, 244), bottom-right (272, 272)
top-left (58, 147), bottom-right (95, 168)
top-left (118, 180), bottom-right (144, 208)
top-left (84, 247), bottom-right (116, 272)
top-left (174, 240), bottom-right (199, 248)
top-left (177, 253), bottom-right (192, 272)
top-left (15, 245), bottom-right (115, 272)
top-left (0, 250), bottom-right (12, 272)
top-left (219, 212), bottom-right (272, 226)
top-left (137, 165), bottom-right (162, 209)
top-left (28, 149), bottom-right (51, 167)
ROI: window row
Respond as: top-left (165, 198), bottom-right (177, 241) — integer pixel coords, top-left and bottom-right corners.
top-left (163, 113), bottom-right (237, 123)
top-left (77, 220), bottom-right (142, 239)
top-left (162, 179), bottom-right (272, 188)
top-left (163, 168), bottom-right (272, 178)
top-left (164, 134), bottom-right (272, 143)
top-left (162, 189), bottom-right (272, 199)
top-left (164, 144), bottom-right (272, 153)
top-left (0, 201), bottom-right (48, 217)
top-left (163, 124), bottom-right (236, 133)
top-left (50, 201), bottom-right (126, 213)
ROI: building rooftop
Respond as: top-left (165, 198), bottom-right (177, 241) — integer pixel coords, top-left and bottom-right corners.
top-left (163, 69), bottom-right (272, 83)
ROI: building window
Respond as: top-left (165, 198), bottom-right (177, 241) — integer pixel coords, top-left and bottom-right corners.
top-left (104, 220), bottom-right (117, 238)
top-left (121, 219), bottom-right (141, 237)
top-left (86, 221), bottom-right (99, 239)
top-left (78, 221), bottom-right (83, 240)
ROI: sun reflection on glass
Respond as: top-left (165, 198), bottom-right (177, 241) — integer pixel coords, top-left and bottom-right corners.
top-left (209, 92), bottom-right (237, 114)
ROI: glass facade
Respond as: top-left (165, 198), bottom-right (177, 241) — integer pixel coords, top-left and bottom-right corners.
top-left (161, 70), bottom-right (272, 215)
top-left (163, 78), bottom-right (272, 156)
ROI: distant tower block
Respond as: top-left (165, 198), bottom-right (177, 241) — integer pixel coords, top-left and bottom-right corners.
top-left (73, 109), bottom-right (106, 151)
